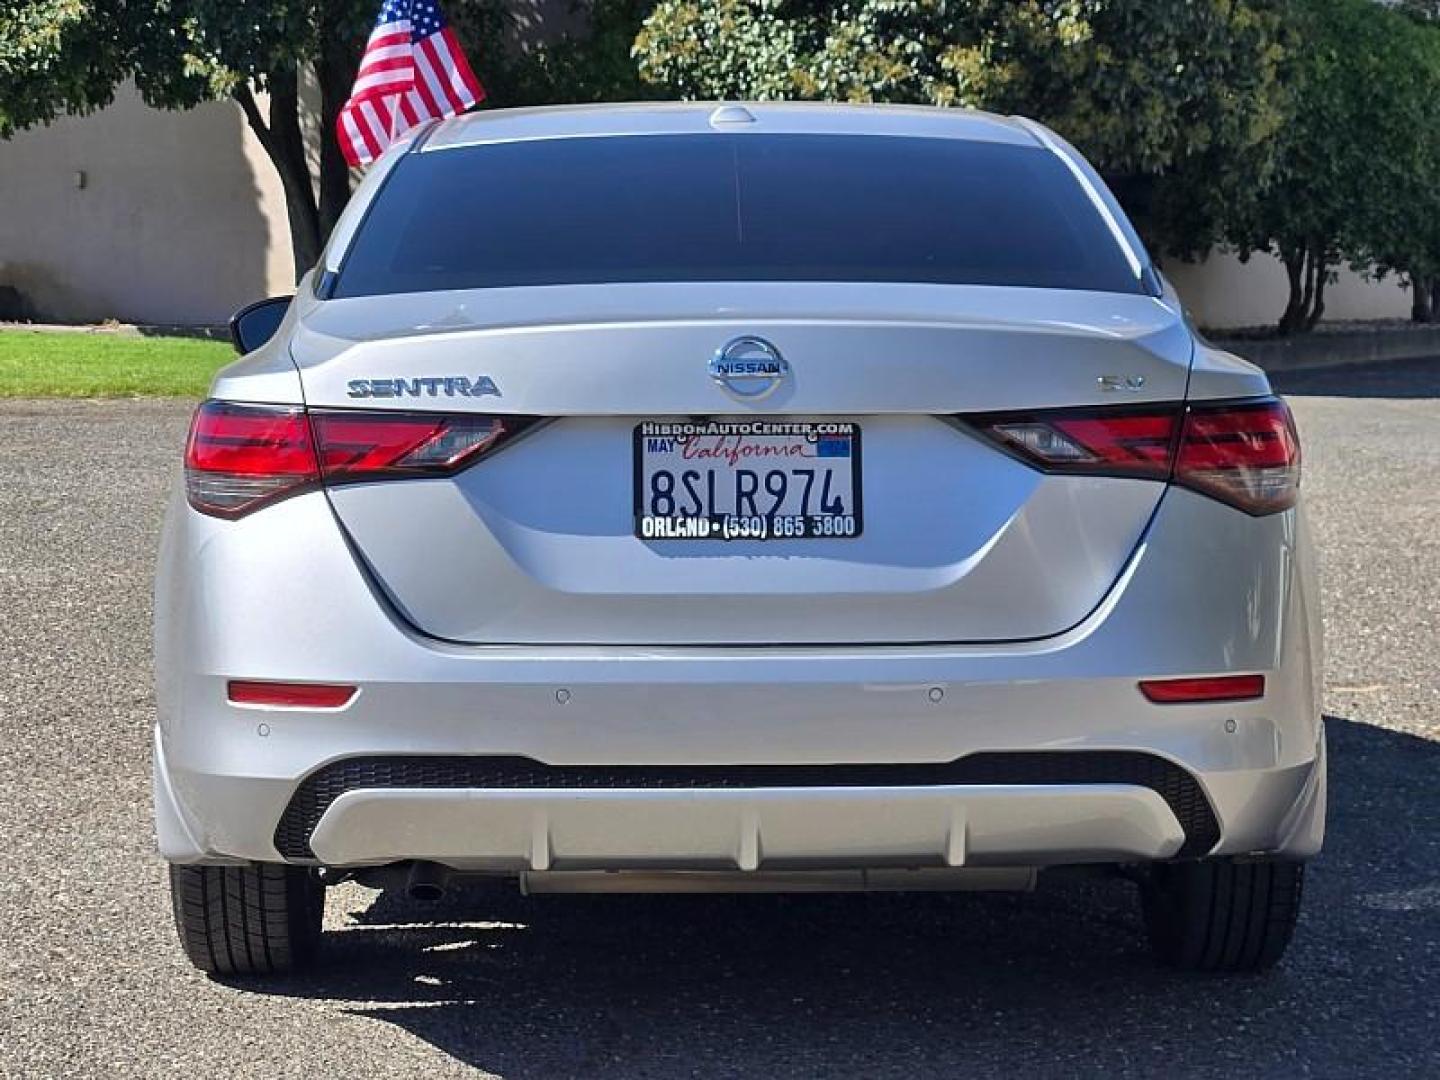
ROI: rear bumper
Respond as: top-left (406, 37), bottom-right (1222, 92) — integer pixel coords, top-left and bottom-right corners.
top-left (155, 730), bottom-right (1323, 871)
top-left (153, 483), bottom-right (1326, 871)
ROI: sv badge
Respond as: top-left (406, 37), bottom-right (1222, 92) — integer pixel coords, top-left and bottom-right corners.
top-left (1097, 374), bottom-right (1146, 392)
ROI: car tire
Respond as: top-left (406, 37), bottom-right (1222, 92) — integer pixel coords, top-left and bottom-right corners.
top-left (169, 863), bottom-right (324, 976)
top-left (1142, 857), bottom-right (1304, 972)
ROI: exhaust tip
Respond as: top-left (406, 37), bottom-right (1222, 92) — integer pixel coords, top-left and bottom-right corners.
top-left (405, 861), bottom-right (449, 903)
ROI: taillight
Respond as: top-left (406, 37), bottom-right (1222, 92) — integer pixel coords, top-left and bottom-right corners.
top-left (309, 410), bottom-right (532, 483)
top-left (974, 407), bottom-right (1179, 480)
top-left (1175, 398), bottom-right (1301, 516)
top-left (185, 401), bottom-right (535, 519)
top-left (965, 396), bottom-right (1300, 515)
top-left (185, 402), bottom-right (320, 518)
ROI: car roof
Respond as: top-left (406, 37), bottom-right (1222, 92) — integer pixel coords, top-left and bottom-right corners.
top-left (421, 101), bottom-right (1044, 152)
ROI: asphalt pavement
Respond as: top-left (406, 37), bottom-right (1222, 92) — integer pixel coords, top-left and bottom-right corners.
top-left (0, 359), bottom-right (1436, 1077)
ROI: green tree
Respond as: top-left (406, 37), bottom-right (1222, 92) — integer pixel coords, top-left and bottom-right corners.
top-left (1227, 0), bottom-right (1440, 332)
top-left (1394, 0), bottom-right (1440, 321)
top-left (633, 0), bottom-right (1292, 259)
top-left (483, 0), bottom-right (657, 106)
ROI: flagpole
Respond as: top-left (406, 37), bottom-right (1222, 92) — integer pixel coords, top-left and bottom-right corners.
top-left (388, 0), bottom-right (409, 143)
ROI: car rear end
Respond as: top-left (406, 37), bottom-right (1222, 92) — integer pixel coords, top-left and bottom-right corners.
top-left (154, 103), bottom-right (1323, 977)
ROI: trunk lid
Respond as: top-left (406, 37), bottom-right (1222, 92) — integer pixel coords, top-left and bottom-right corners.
top-left (292, 282), bottom-right (1191, 645)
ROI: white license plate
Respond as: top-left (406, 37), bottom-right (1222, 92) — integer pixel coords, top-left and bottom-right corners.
top-left (634, 421), bottom-right (863, 541)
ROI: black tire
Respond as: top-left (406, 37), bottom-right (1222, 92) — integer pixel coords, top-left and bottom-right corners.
top-left (1142, 857), bottom-right (1303, 972)
top-left (169, 863), bottom-right (324, 976)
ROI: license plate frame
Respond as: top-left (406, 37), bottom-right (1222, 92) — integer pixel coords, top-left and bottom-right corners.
top-left (633, 420), bottom-right (864, 542)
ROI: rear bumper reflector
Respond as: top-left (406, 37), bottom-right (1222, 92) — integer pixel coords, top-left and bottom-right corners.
top-left (227, 681), bottom-right (358, 709)
top-left (1138, 674), bottom-right (1265, 704)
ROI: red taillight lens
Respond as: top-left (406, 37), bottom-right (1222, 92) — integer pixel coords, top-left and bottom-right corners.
top-left (185, 402), bottom-right (320, 518)
top-left (978, 408), bottom-right (1179, 479)
top-left (1175, 398), bottom-right (1301, 515)
top-left (1139, 674), bottom-right (1265, 703)
top-left (966, 396), bottom-right (1300, 515)
top-left (309, 410), bottom-right (530, 483)
top-left (185, 402), bottom-right (535, 519)
top-left (227, 680), bottom-right (357, 708)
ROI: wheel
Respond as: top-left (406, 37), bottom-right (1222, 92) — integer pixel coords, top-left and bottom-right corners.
top-left (1142, 857), bottom-right (1304, 972)
top-left (168, 863), bottom-right (324, 976)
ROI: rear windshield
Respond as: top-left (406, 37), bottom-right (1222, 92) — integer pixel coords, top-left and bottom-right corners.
top-left (332, 133), bottom-right (1144, 298)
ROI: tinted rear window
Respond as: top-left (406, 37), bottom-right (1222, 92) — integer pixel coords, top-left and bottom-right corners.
top-left (333, 133), bottom-right (1143, 298)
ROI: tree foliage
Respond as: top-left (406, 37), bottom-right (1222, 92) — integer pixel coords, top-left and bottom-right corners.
top-left (1227, 0), bottom-right (1440, 331)
top-left (480, 0), bottom-right (658, 106)
top-left (1384, 0), bottom-right (1440, 320)
top-left (0, 1), bottom-right (129, 135)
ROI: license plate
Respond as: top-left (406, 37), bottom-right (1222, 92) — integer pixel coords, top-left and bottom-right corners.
top-left (634, 420), bottom-right (863, 541)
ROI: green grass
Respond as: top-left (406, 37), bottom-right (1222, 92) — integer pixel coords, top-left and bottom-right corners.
top-left (0, 329), bottom-right (233, 398)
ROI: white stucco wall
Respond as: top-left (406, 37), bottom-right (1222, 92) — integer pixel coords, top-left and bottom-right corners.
top-left (0, 84), bottom-right (294, 324)
top-left (1166, 250), bottom-right (1413, 330)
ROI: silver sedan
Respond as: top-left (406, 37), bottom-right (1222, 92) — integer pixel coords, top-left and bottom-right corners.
top-left (154, 102), bottom-right (1323, 977)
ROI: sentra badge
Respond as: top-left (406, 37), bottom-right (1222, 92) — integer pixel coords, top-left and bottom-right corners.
top-left (346, 375), bottom-right (501, 399)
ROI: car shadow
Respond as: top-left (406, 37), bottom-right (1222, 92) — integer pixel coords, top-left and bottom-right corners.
top-left (228, 716), bottom-right (1439, 1077)
top-left (1271, 355), bottom-right (1440, 399)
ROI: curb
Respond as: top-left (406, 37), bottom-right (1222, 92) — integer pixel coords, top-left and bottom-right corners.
top-left (1212, 327), bottom-right (1440, 373)
top-left (0, 321), bottom-right (226, 341)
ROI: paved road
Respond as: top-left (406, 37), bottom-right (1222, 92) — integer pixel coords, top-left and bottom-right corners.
top-left (1, 360), bottom-right (1437, 1078)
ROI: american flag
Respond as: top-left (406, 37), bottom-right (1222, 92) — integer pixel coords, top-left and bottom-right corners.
top-left (336, 0), bottom-right (484, 167)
